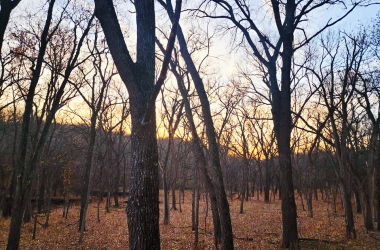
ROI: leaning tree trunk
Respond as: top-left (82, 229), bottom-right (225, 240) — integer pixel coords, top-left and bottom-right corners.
top-left (161, 42), bottom-right (222, 246)
top-left (158, 2), bottom-right (233, 248)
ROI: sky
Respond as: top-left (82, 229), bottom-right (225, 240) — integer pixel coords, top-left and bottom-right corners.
top-left (3, 0), bottom-right (380, 138)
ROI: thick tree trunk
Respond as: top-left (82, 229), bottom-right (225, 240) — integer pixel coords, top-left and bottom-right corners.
top-left (340, 181), bottom-right (356, 239)
top-left (7, 199), bottom-right (23, 250)
top-left (359, 187), bottom-right (374, 232)
top-left (94, 0), bottom-right (162, 246)
top-left (126, 101), bottom-right (160, 249)
top-left (354, 188), bottom-right (362, 213)
top-left (375, 161), bottom-right (380, 230)
top-left (23, 198), bottom-right (31, 223)
top-left (2, 173), bottom-right (14, 218)
top-left (273, 90), bottom-right (298, 248)
top-left (269, 11), bottom-right (298, 246)
top-left (0, 0), bottom-right (21, 54)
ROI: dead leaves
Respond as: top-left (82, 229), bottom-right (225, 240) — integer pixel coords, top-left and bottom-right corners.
top-left (0, 191), bottom-right (379, 249)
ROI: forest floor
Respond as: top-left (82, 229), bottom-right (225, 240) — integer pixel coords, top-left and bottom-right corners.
top-left (1, 191), bottom-right (380, 249)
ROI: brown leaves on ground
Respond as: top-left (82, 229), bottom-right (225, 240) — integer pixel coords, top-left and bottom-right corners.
top-left (0, 191), bottom-right (379, 249)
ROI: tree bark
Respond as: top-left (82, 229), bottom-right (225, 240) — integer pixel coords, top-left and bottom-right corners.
top-left (0, 0), bottom-right (22, 54)
top-left (272, 35), bottom-right (299, 246)
top-left (95, 1), bottom-right (159, 247)
top-left (95, 0), bottom-right (182, 246)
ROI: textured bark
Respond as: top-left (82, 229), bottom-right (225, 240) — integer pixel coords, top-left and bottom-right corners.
top-left (94, 0), bottom-right (181, 248)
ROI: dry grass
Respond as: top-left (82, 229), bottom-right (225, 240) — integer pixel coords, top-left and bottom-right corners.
top-left (1, 191), bottom-right (379, 249)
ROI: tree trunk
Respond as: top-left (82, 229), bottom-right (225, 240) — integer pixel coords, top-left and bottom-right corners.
top-left (178, 188), bottom-right (182, 213)
top-left (192, 170), bottom-right (196, 231)
top-left (194, 172), bottom-right (200, 248)
top-left (307, 189), bottom-right (313, 218)
top-left (38, 167), bottom-right (46, 213)
top-left (44, 174), bottom-right (53, 227)
top-left (333, 185), bottom-right (337, 213)
top-left (171, 183), bottom-right (177, 210)
top-left (0, 0), bottom-right (22, 54)
top-left (79, 111), bottom-right (99, 231)
top-left (264, 159), bottom-right (270, 203)
top-left (270, 28), bottom-right (299, 247)
top-left (123, 155), bottom-right (127, 199)
top-left (274, 116), bottom-right (298, 248)
top-left (375, 160), bottom-right (380, 230)
top-left (163, 170), bottom-right (170, 225)
top-left (300, 191), bottom-right (305, 211)
top-left (161, 2), bottom-right (234, 247)
top-left (94, 0), bottom-right (162, 247)
top-left (340, 181), bottom-right (356, 239)
top-left (23, 198), bottom-right (31, 223)
top-left (354, 188), bottom-right (362, 213)
top-left (106, 191), bottom-right (110, 213)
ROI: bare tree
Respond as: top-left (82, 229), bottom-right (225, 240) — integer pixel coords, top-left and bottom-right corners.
top-left (93, 0), bottom-right (182, 248)
top-left (195, 0), bottom-right (362, 247)
top-left (158, 1), bottom-right (234, 248)
top-left (7, 2), bottom-right (94, 247)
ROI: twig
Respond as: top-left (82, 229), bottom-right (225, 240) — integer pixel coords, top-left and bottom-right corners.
top-left (66, 219), bottom-right (79, 227)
